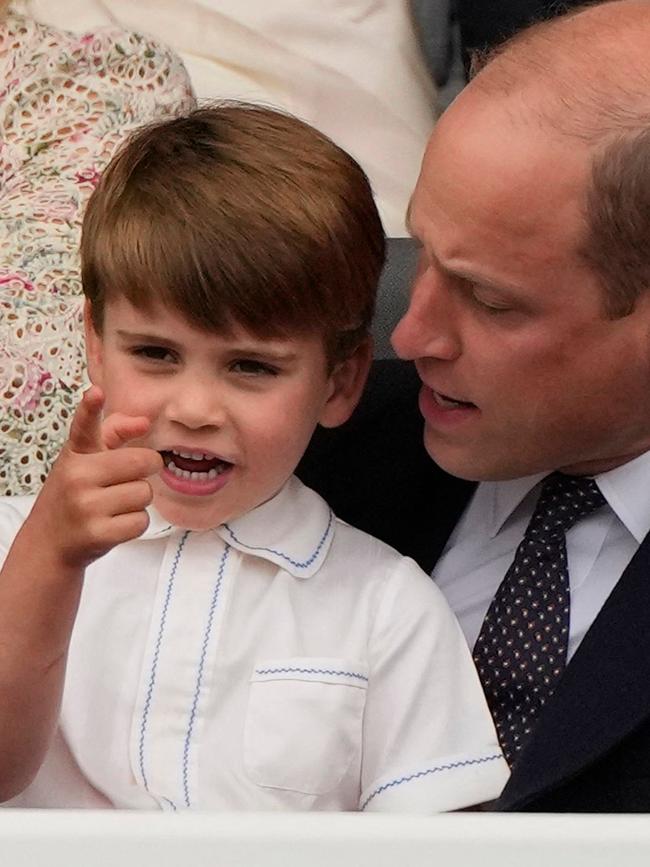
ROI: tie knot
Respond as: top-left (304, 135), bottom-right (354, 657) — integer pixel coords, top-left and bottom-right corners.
top-left (530, 472), bottom-right (606, 536)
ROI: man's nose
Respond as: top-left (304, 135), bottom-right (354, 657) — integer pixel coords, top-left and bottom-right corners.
top-left (164, 375), bottom-right (225, 430)
top-left (391, 269), bottom-right (461, 361)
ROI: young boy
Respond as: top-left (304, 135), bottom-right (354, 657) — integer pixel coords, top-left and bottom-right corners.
top-left (0, 104), bottom-right (507, 812)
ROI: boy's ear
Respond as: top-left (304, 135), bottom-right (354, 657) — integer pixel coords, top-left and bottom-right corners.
top-left (83, 300), bottom-right (104, 389)
top-left (318, 337), bottom-right (373, 429)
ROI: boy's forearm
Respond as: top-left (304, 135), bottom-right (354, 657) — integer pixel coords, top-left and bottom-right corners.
top-left (0, 390), bottom-right (160, 801)
top-left (0, 520), bottom-right (84, 801)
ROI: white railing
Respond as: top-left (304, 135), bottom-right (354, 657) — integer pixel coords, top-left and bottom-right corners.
top-left (1, 811), bottom-right (649, 867)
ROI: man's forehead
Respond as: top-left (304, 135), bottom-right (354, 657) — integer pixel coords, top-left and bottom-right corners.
top-left (418, 85), bottom-right (587, 198)
top-left (405, 98), bottom-right (593, 288)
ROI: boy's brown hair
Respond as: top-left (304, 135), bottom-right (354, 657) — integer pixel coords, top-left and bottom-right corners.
top-left (81, 102), bottom-right (385, 364)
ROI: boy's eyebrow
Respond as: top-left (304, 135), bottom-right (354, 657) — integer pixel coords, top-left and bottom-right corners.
top-left (116, 329), bottom-right (301, 361)
top-left (117, 330), bottom-right (183, 351)
top-left (230, 347), bottom-right (300, 362)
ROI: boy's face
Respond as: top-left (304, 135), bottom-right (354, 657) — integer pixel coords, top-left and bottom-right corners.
top-left (85, 297), bottom-right (370, 530)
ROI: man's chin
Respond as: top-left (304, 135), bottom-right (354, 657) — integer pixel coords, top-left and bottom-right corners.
top-left (422, 439), bottom-right (531, 483)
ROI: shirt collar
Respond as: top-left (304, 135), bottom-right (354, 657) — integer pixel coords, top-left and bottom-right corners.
top-left (216, 476), bottom-right (334, 578)
top-left (486, 449), bottom-right (650, 543)
top-left (140, 476), bottom-right (334, 579)
top-left (487, 473), bottom-right (546, 538)
top-left (595, 450), bottom-right (650, 544)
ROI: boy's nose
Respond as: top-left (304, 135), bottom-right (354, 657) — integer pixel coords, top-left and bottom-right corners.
top-left (391, 271), bottom-right (461, 362)
top-left (164, 379), bottom-right (225, 430)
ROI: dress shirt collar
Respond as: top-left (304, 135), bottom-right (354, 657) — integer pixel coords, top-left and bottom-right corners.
top-left (486, 449), bottom-right (650, 544)
top-left (140, 475), bottom-right (334, 579)
top-left (487, 473), bottom-right (546, 539)
top-left (596, 450), bottom-right (650, 544)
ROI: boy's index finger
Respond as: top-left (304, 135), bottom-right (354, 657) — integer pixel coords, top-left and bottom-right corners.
top-left (101, 413), bottom-right (152, 451)
top-left (67, 386), bottom-right (105, 455)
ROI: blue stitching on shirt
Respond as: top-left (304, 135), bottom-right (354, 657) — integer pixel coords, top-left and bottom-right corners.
top-left (254, 666), bottom-right (368, 682)
top-left (137, 530), bottom-right (189, 805)
top-left (181, 544), bottom-right (230, 808)
top-left (360, 753), bottom-right (504, 810)
top-left (222, 509), bottom-right (333, 569)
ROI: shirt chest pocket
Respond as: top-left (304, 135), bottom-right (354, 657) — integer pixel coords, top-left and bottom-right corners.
top-left (243, 657), bottom-right (369, 795)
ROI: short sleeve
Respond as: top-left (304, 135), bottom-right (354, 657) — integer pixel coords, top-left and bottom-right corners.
top-left (0, 496), bottom-right (34, 565)
top-left (360, 557), bottom-right (509, 812)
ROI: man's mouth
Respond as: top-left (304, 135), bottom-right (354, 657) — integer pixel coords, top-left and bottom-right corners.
top-left (431, 389), bottom-right (476, 410)
top-left (159, 448), bottom-right (233, 481)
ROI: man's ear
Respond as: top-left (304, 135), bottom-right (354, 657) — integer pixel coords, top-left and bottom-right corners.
top-left (318, 337), bottom-right (373, 429)
top-left (83, 300), bottom-right (104, 389)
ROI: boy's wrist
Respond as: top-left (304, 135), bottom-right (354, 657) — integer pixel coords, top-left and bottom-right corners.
top-left (9, 514), bottom-right (86, 586)
top-left (0, 518), bottom-right (87, 672)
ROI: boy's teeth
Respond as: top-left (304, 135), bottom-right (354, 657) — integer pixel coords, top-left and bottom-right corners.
top-left (174, 449), bottom-right (209, 460)
top-left (167, 460), bottom-right (223, 481)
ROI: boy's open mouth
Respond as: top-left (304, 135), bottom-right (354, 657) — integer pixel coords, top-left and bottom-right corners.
top-left (160, 449), bottom-right (233, 481)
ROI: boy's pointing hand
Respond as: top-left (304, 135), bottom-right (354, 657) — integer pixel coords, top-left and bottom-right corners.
top-left (29, 386), bottom-right (164, 571)
top-left (68, 385), bottom-right (150, 453)
top-left (68, 385), bottom-right (160, 456)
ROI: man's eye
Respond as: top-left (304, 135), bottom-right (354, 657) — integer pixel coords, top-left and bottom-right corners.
top-left (469, 287), bottom-right (513, 314)
top-left (132, 345), bottom-right (176, 363)
top-left (231, 359), bottom-right (278, 376)
top-left (474, 296), bottom-right (512, 313)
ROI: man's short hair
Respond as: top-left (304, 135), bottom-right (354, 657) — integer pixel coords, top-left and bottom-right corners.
top-left (469, 0), bottom-right (650, 318)
top-left (81, 102), bottom-right (385, 363)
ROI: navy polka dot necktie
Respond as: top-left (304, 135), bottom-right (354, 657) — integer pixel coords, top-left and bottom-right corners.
top-left (473, 473), bottom-right (606, 766)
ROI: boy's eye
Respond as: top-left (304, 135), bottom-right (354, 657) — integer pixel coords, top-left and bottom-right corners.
top-left (230, 359), bottom-right (278, 376)
top-left (132, 345), bottom-right (177, 363)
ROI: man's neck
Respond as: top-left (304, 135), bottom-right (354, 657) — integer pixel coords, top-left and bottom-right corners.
top-left (558, 446), bottom-right (650, 477)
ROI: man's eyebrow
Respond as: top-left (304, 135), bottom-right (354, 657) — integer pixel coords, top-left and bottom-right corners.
top-left (446, 265), bottom-right (525, 296)
top-left (396, 217), bottom-right (523, 295)
top-left (401, 208), bottom-right (524, 296)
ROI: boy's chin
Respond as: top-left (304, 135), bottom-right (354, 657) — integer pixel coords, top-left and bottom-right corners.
top-left (150, 479), bottom-right (288, 531)
top-left (152, 496), bottom-right (227, 532)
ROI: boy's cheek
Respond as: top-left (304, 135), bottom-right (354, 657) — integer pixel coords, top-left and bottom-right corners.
top-left (101, 378), bottom-right (153, 419)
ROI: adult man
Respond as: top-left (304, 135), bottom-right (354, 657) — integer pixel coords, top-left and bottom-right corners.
top-left (298, 0), bottom-right (650, 811)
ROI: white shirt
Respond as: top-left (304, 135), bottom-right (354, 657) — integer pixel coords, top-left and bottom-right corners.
top-left (434, 451), bottom-right (650, 660)
top-left (0, 477), bottom-right (507, 813)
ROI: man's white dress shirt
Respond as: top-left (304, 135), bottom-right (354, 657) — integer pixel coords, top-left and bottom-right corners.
top-left (435, 451), bottom-right (650, 660)
top-left (0, 477), bottom-right (507, 812)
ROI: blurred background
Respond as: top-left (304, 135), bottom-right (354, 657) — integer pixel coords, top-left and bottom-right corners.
top-left (14, 0), bottom-right (580, 237)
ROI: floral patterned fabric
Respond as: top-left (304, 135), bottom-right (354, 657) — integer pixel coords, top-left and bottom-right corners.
top-left (0, 9), bottom-right (194, 495)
